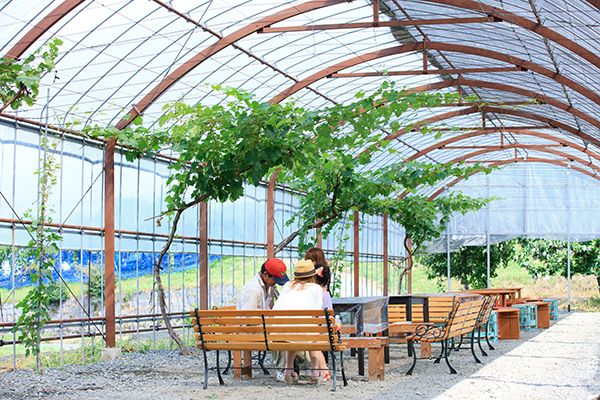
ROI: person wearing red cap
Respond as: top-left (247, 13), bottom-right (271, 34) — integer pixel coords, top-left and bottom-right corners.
top-left (237, 258), bottom-right (289, 310)
top-left (236, 258), bottom-right (289, 380)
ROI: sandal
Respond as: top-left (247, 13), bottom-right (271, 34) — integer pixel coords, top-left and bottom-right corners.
top-left (284, 371), bottom-right (299, 385)
top-left (310, 375), bottom-right (323, 385)
top-left (321, 372), bottom-right (331, 382)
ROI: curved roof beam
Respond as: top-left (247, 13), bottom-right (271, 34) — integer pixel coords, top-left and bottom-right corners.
top-left (420, 0), bottom-right (600, 70)
top-left (382, 105), bottom-right (600, 147)
top-left (4, 0), bottom-right (86, 59)
top-left (451, 147), bottom-right (598, 171)
top-left (406, 129), bottom-right (600, 163)
top-left (404, 78), bottom-right (600, 131)
top-left (271, 42), bottom-right (600, 108)
top-left (112, 0), bottom-right (349, 129)
top-left (428, 157), bottom-right (600, 200)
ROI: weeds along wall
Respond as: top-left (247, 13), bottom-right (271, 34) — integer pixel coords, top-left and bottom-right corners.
top-left (0, 118), bottom-right (407, 367)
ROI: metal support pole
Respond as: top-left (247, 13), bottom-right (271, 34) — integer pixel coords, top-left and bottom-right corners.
top-left (353, 210), bottom-right (359, 297)
top-left (567, 241), bottom-right (571, 312)
top-left (199, 202), bottom-right (209, 310)
top-left (383, 214), bottom-right (388, 296)
top-left (446, 233), bottom-right (451, 293)
top-left (267, 172), bottom-right (277, 258)
top-left (103, 138), bottom-right (115, 348)
top-left (486, 233), bottom-right (491, 288)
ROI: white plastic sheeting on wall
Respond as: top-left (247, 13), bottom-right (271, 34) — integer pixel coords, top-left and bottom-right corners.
top-left (425, 162), bottom-right (600, 253)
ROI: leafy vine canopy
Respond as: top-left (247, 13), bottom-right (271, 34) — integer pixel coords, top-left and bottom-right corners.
top-left (86, 81), bottom-right (492, 251)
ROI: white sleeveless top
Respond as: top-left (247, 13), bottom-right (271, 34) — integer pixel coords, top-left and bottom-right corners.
top-left (273, 282), bottom-right (324, 310)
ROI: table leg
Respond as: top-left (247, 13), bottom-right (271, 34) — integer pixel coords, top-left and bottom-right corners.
top-left (242, 350), bottom-right (252, 379)
top-left (420, 342), bottom-right (432, 359)
top-left (233, 351), bottom-right (242, 382)
top-left (368, 348), bottom-right (384, 381)
top-left (358, 348), bottom-right (365, 376)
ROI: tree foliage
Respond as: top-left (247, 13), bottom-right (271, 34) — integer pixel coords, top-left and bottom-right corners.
top-left (519, 239), bottom-right (599, 292)
top-left (421, 241), bottom-right (517, 290)
top-left (0, 38), bottom-right (62, 112)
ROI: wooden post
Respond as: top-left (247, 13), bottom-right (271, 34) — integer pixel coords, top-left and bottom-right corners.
top-left (267, 172), bottom-right (278, 258)
top-left (199, 202), bottom-right (209, 310)
top-left (406, 237), bottom-right (413, 294)
top-left (383, 214), bottom-right (388, 296)
top-left (103, 138), bottom-right (115, 347)
top-left (354, 210), bottom-right (360, 297)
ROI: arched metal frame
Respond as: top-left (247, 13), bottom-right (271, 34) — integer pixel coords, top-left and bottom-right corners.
top-left (406, 129), bottom-right (600, 164)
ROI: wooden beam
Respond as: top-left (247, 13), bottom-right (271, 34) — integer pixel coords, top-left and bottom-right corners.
top-left (103, 138), bottom-right (115, 348)
top-left (259, 16), bottom-right (498, 33)
top-left (199, 202), bottom-right (209, 310)
top-left (354, 210), bottom-right (360, 297)
top-left (330, 67), bottom-right (524, 78)
top-left (383, 214), bottom-right (388, 296)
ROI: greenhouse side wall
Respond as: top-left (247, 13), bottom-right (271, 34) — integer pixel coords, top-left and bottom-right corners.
top-left (0, 118), bottom-right (406, 367)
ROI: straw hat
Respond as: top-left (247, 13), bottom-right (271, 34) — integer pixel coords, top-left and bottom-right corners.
top-left (294, 259), bottom-right (317, 278)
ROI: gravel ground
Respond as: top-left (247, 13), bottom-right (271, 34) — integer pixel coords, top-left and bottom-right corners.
top-left (1, 312), bottom-right (598, 400)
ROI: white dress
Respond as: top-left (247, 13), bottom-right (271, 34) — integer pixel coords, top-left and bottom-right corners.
top-left (273, 282), bottom-right (324, 311)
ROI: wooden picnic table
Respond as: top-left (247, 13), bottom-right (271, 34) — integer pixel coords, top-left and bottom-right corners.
top-left (467, 288), bottom-right (521, 307)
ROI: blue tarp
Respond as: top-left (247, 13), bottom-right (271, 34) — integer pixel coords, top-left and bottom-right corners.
top-left (0, 250), bottom-right (220, 289)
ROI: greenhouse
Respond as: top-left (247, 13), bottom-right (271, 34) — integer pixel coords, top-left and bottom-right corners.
top-left (0, 1), bottom-right (598, 399)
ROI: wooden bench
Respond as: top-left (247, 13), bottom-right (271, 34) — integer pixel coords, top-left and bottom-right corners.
top-left (405, 297), bottom-right (486, 375)
top-left (388, 297), bottom-right (456, 359)
top-left (190, 308), bottom-right (346, 391)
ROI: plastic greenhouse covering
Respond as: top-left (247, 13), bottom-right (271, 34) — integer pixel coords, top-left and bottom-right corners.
top-left (0, 0), bottom-right (598, 292)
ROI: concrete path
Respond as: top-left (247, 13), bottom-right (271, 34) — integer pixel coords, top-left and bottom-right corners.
top-left (429, 312), bottom-right (600, 400)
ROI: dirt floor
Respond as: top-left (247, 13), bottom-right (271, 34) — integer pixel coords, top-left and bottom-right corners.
top-left (1, 312), bottom-right (598, 400)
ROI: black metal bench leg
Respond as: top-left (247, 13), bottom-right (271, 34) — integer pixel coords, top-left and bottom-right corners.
top-left (340, 351), bottom-right (348, 386)
top-left (470, 333), bottom-right (482, 364)
top-left (433, 341), bottom-right (444, 364)
top-left (485, 322), bottom-right (495, 350)
top-left (202, 348), bottom-right (209, 389)
top-left (477, 329), bottom-right (488, 357)
top-left (258, 351), bottom-right (270, 375)
top-left (454, 335), bottom-right (464, 351)
top-left (444, 340), bottom-right (457, 374)
top-left (222, 350), bottom-right (232, 375)
top-left (406, 341), bottom-right (418, 375)
top-left (330, 351), bottom-right (337, 392)
top-left (216, 350), bottom-right (225, 385)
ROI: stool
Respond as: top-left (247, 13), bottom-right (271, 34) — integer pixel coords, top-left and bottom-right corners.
top-left (532, 301), bottom-right (550, 328)
top-left (495, 307), bottom-right (520, 340)
top-left (543, 298), bottom-right (559, 320)
top-left (486, 311), bottom-right (498, 342)
top-left (512, 303), bottom-right (537, 331)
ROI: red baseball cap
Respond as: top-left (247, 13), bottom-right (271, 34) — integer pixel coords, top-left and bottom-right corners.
top-left (264, 258), bottom-right (289, 285)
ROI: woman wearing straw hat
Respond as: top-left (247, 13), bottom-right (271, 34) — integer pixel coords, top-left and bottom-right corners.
top-left (273, 259), bottom-right (326, 384)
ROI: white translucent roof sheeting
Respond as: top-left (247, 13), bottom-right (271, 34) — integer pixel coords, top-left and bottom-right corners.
top-left (0, 0), bottom-right (598, 243)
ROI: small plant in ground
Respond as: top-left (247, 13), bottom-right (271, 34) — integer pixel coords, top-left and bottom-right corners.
top-left (13, 136), bottom-right (62, 372)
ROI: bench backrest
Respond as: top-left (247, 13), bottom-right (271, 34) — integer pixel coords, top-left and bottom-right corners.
top-left (446, 298), bottom-right (486, 339)
top-left (190, 308), bottom-right (342, 352)
top-left (475, 295), bottom-right (497, 329)
top-left (388, 297), bottom-right (456, 324)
